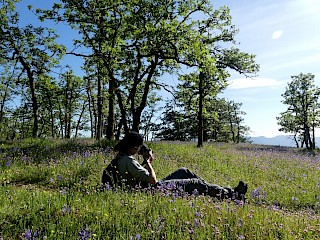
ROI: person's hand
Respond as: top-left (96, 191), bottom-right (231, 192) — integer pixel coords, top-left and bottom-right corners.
top-left (147, 150), bottom-right (154, 163)
top-left (141, 149), bottom-right (154, 165)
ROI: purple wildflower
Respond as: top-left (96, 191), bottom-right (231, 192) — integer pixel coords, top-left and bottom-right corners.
top-left (83, 151), bottom-right (91, 158)
top-left (61, 204), bottom-right (71, 215)
top-left (195, 211), bottom-right (201, 217)
top-left (22, 230), bottom-right (32, 240)
top-left (5, 161), bottom-right (11, 166)
top-left (237, 234), bottom-right (245, 240)
top-left (79, 225), bottom-right (91, 240)
top-left (172, 192), bottom-right (179, 201)
top-left (165, 181), bottom-right (176, 191)
top-left (22, 155), bottom-right (28, 163)
top-left (104, 146), bottom-right (111, 153)
top-left (103, 182), bottom-right (112, 190)
top-left (192, 189), bottom-right (199, 196)
top-left (251, 188), bottom-right (267, 201)
top-left (194, 218), bottom-right (200, 227)
top-left (292, 196), bottom-right (299, 203)
top-left (22, 229), bottom-right (40, 240)
top-left (234, 199), bottom-right (244, 206)
top-left (58, 174), bottom-right (64, 181)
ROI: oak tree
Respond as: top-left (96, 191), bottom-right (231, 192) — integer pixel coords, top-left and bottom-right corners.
top-left (0, 0), bottom-right (65, 137)
top-left (277, 73), bottom-right (320, 150)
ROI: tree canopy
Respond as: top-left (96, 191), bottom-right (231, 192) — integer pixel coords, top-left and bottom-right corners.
top-left (0, 0), bottom-right (258, 143)
top-left (277, 73), bottom-right (320, 150)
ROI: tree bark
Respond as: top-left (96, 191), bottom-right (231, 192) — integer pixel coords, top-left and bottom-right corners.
top-left (106, 77), bottom-right (115, 139)
top-left (116, 91), bottom-right (129, 134)
top-left (96, 64), bottom-right (103, 140)
top-left (19, 57), bottom-right (39, 138)
top-left (197, 70), bottom-right (204, 147)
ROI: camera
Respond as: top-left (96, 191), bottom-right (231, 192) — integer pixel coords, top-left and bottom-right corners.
top-left (138, 144), bottom-right (152, 165)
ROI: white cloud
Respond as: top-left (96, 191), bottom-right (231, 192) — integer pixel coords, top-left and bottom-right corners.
top-left (265, 54), bottom-right (320, 72)
top-left (272, 30), bottom-right (283, 39)
top-left (228, 77), bottom-right (284, 89)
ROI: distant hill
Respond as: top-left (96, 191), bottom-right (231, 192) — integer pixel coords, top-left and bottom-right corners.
top-left (248, 135), bottom-right (320, 147)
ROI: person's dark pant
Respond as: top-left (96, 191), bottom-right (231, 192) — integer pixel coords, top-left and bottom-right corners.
top-left (156, 167), bottom-right (230, 199)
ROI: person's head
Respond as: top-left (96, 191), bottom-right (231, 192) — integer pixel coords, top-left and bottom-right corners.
top-left (114, 131), bottom-right (144, 155)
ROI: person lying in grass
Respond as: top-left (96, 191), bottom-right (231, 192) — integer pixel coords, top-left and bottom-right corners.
top-left (102, 131), bottom-right (247, 201)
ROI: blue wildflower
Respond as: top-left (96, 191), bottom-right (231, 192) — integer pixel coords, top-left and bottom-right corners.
top-left (237, 234), bottom-right (245, 240)
top-left (292, 196), bottom-right (299, 203)
top-left (22, 229), bottom-right (32, 240)
top-left (192, 189), bottom-right (199, 196)
top-left (58, 174), bottom-right (64, 181)
top-left (61, 204), bottom-right (71, 215)
top-left (251, 188), bottom-right (267, 200)
top-left (195, 211), bottom-right (201, 217)
top-left (22, 229), bottom-right (40, 240)
top-left (83, 151), bottom-right (91, 158)
top-left (79, 225), bottom-right (91, 240)
top-left (103, 182), bottom-right (112, 190)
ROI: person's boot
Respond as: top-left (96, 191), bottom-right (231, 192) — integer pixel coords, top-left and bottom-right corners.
top-left (234, 180), bottom-right (248, 202)
top-left (224, 186), bottom-right (234, 199)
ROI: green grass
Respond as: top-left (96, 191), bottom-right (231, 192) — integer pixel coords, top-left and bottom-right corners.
top-left (0, 140), bottom-right (319, 239)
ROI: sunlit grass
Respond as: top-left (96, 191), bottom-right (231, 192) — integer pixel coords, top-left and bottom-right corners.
top-left (0, 139), bottom-right (319, 239)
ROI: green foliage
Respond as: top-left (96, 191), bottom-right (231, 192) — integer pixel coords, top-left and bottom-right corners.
top-left (277, 73), bottom-right (320, 150)
top-left (1, 0), bottom-right (258, 140)
top-left (157, 97), bottom-right (249, 142)
top-left (0, 0), bottom-right (67, 138)
top-left (0, 139), bottom-right (319, 239)
top-left (34, 0), bottom-right (258, 135)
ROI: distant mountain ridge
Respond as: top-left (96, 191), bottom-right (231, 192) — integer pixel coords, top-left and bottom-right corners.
top-left (248, 135), bottom-right (320, 147)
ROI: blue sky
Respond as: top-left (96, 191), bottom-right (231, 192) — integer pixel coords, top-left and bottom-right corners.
top-left (218, 0), bottom-right (320, 137)
top-left (15, 0), bottom-right (320, 137)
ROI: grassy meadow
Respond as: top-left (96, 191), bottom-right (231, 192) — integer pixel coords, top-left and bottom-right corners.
top-left (0, 139), bottom-right (319, 239)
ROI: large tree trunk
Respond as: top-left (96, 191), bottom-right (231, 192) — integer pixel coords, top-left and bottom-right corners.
top-left (0, 80), bottom-right (10, 124)
top-left (307, 127), bottom-right (313, 150)
top-left (130, 59), bottom-right (157, 133)
top-left (58, 104), bottom-right (64, 138)
top-left (75, 103), bottom-right (87, 138)
top-left (197, 71), bottom-right (204, 147)
top-left (131, 113), bottom-right (141, 132)
top-left (21, 58), bottom-right (39, 138)
top-left (116, 91), bottom-right (129, 134)
top-left (312, 123), bottom-right (316, 149)
top-left (106, 77), bottom-right (115, 139)
top-left (96, 68), bottom-right (103, 140)
top-left (64, 77), bottom-right (72, 139)
top-left (86, 84), bottom-right (95, 138)
top-left (115, 119), bottom-right (123, 140)
top-left (30, 80), bottom-right (39, 138)
top-left (236, 122), bottom-right (240, 143)
top-left (46, 91), bottom-right (55, 138)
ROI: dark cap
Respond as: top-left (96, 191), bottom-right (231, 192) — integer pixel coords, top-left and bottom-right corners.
top-left (114, 131), bottom-right (144, 152)
top-left (123, 131), bottom-right (144, 146)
